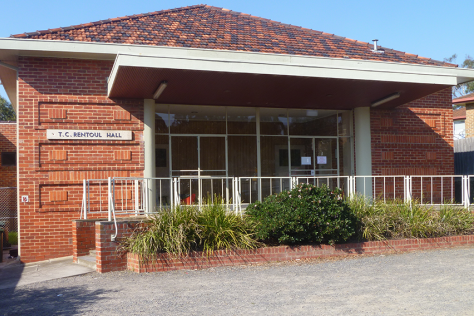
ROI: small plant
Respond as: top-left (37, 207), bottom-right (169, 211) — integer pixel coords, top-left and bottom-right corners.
top-left (120, 198), bottom-right (259, 260)
top-left (198, 197), bottom-right (260, 255)
top-left (348, 195), bottom-right (474, 241)
top-left (120, 206), bottom-right (201, 260)
top-left (246, 183), bottom-right (356, 245)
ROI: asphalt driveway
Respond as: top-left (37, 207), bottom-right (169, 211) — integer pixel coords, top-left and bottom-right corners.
top-left (1, 246), bottom-right (474, 315)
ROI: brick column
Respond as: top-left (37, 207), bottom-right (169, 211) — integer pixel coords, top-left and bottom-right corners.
top-left (95, 220), bottom-right (139, 273)
top-left (72, 220), bottom-right (96, 263)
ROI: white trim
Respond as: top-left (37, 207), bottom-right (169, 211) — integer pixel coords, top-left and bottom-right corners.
top-left (107, 52), bottom-right (473, 97)
top-left (1, 38), bottom-right (473, 86)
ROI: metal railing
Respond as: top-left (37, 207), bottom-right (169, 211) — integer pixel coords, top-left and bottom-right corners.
top-left (81, 174), bottom-right (474, 237)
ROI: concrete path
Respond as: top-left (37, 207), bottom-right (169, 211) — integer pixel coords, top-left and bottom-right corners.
top-left (1, 246), bottom-right (474, 315)
top-left (0, 256), bottom-right (93, 290)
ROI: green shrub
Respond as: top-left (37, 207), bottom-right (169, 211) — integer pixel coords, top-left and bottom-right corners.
top-left (246, 183), bottom-right (356, 245)
top-left (8, 231), bottom-right (18, 245)
top-left (348, 195), bottom-right (474, 241)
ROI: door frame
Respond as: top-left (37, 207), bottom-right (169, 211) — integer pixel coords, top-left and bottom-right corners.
top-left (288, 136), bottom-right (339, 176)
top-left (169, 134), bottom-right (228, 178)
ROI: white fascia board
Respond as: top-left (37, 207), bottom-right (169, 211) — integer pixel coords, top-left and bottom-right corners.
top-left (107, 51), bottom-right (470, 97)
top-left (2, 37), bottom-right (474, 90)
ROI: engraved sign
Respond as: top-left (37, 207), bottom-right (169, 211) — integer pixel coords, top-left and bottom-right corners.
top-left (47, 129), bottom-right (132, 140)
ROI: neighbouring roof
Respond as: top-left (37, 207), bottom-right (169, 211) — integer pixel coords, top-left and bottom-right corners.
top-left (10, 4), bottom-right (454, 67)
top-left (453, 107), bottom-right (466, 120)
top-left (453, 92), bottom-right (474, 105)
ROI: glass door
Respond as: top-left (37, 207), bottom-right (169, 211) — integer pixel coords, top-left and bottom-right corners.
top-left (289, 137), bottom-right (338, 177)
top-left (315, 138), bottom-right (338, 176)
top-left (289, 137), bottom-right (314, 176)
top-left (171, 135), bottom-right (227, 204)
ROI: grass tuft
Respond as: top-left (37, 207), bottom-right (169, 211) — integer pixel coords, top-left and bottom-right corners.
top-left (120, 197), bottom-right (259, 260)
top-left (348, 195), bottom-right (474, 241)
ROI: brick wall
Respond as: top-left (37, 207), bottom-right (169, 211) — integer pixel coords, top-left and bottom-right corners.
top-left (371, 88), bottom-right (454, 176)
top-left (17, 57), bottom-right (144, 263)
top-left (465, 103), bottom-right (474, 137)
top-left (0, 122), bottom-right (17, 187)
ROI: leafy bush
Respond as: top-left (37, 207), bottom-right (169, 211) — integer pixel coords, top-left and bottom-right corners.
top-left (8, 231), bottom-right (18, 245)
top-left (121, 199), bottom-right (259, 259)
top-left (246, 183), bottom-right (356, 245)
top-left (348, 195), bottom-right (474, 241)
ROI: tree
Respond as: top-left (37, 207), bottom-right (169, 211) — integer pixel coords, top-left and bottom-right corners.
top-left (0, 96), bottom-right (16, 121)
top-left (444, 54), bottom-right (474, 98)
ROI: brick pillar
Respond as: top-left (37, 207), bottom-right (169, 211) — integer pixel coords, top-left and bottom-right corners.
top-left (95, 220), bottom-right (138, 273)
top-left (72, 220), bottom-right (96, 263)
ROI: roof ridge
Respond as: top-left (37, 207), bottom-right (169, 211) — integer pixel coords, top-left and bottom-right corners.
top-left (11, 4), bottom-right (208, 38)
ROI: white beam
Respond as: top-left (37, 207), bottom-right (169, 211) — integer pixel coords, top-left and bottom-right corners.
top-left (144, 99), bottom-right (156, 213)
top-left (354, 107), bottom-right (372, 199)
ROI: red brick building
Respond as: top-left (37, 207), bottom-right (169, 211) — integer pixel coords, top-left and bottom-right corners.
top-left (0, 5), bottom-right (474, 263)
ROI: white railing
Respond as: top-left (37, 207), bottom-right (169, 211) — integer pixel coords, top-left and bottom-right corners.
top-left (81, 175), bottom-right (474, 225)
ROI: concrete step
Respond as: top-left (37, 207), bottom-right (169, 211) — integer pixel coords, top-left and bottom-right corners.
top-left (76, 255), bottom-right (96, 270)
top-left (89, 249), bottom-right (96, 256)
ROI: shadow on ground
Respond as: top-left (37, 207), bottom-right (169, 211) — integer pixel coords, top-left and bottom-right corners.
top-left (0, 284), bottom-right (111, 315)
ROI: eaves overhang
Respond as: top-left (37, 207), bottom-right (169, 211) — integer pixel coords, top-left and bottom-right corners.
top-left (108, 51), bottom-right (472, 96)
top-left (1, 38), bottom-right (474, 108)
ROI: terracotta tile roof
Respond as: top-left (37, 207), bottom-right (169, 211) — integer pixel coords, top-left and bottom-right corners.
top-left (453, 92), bottom-right (474, 104)
top-left (11, 4), bottom-right (454, 67)
top-left (453, 107), bottom-right (466, 120)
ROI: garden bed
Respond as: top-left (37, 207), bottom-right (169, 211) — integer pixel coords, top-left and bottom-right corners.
top-left (126, 234), bottom-right (474, 273)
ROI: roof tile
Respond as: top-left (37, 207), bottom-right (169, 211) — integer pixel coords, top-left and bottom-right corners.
top-left (11, 4), bottom-right (455, 67)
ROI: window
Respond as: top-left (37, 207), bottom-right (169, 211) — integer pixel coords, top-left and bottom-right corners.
top-left (279, 149), bottom-right (301, 167)
top-left (155, 148), bottom-right (167, 168)
top-left (1, 152), bottom-right (16, 166)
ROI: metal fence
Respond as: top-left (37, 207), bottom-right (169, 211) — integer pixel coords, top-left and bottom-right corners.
top-left (82, 175), bottom-right (474, 220)
top-left (80, 175), bottom-right (474, 240)
top-left (0, 187), bottom-right (17, 232)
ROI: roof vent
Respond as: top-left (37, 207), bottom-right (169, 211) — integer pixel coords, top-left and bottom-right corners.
top-left (371, 39), bottom-right (385, 54)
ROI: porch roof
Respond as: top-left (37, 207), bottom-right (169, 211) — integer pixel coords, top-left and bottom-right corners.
top-left (1, 38), bottom-right (474, 110)
top-left (107, 51), bottom-right (469, 110)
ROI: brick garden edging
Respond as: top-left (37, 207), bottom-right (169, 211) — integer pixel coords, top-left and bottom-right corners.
top-left (127, 235), bottom-right (474, 273)
top-left (72, 219), bottom-right (474, 273)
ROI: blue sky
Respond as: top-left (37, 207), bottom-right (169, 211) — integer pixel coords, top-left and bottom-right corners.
top-left (1, 0), bottom-right (473, 101)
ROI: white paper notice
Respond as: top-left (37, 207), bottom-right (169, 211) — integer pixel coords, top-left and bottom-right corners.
top-left (317, 156), bottom-right (327, 164)
top-left (301, 157), bottom-right (311, 165)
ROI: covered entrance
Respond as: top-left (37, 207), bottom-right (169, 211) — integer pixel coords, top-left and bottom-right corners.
top-left (104, 47), bottom-right (463, 210)
top-left (153, 104), bottom-right (353, 206)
